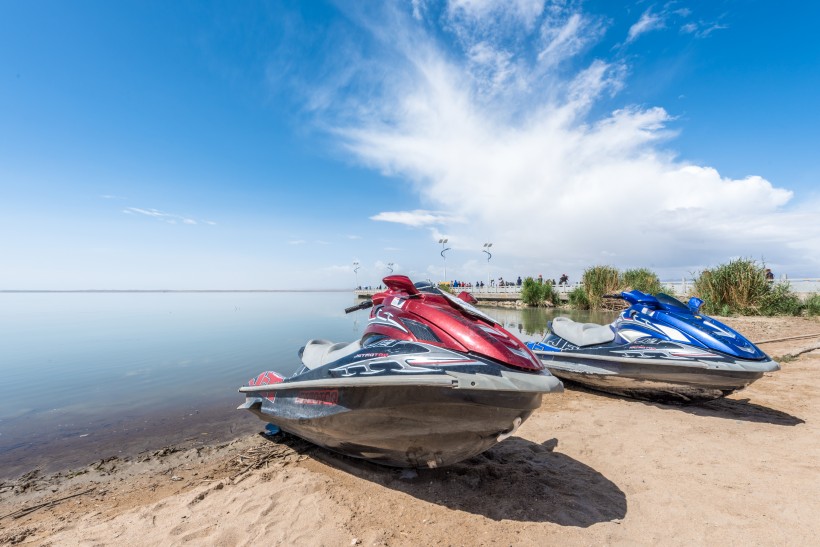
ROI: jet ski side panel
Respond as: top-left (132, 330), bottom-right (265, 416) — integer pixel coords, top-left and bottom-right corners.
top-left (239, 341), bottom-right (562, 467)
top-left (529, 332), bottom-right (778, 403)
top-left (543, 357), bottom-right (768, 403)
top-left (241, 384), bottom-right (542, 468)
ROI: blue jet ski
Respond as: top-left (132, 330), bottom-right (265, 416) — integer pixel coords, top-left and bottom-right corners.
top-left (526, 290), bottom-right (779, 403)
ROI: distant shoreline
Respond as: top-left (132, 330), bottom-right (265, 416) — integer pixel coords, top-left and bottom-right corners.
top-left (0, 289), bottom-right (352, 293)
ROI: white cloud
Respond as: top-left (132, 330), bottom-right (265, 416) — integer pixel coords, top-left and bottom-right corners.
top-left (123, 207), bottom-right (211, 226)
top-left (537, 12), bottom-right (603, 69)
top-left (680, 22), bottom-right (698, 34)
top-left (681, 20), bottom-right (728, 38)
top-left (370, 209), bottom-right (464, 227)
top-left (297, 2), bottom-right (820, 278)
top-left (627, 9), bottom-right (666, 43)
top-left (447, 0), bottom-right (546, 30)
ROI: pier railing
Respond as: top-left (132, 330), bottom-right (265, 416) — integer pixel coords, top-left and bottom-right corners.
top-left (354, 278), bottom-right (820, 300)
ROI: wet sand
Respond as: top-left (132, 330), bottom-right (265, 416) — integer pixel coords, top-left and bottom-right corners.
top-left (2, 316), bottom-right (819, 545)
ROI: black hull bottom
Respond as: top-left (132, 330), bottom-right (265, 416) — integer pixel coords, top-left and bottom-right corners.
top-left (243, 385), bottom-right (542, 468)
top-left (548, 366), bottom-right (764, 404)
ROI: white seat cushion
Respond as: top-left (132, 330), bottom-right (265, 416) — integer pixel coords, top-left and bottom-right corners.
top-left (551, 316), bottom-right (615, 347)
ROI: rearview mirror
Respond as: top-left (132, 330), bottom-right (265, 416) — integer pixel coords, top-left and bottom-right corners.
top-left (688, 297), bottom-right (704, 314)
top-left (457, 291), bottom-right (478, 304)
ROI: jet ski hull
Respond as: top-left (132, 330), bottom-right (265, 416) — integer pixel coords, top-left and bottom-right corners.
top-left (241, 383), bottom-right (542, 467)
top-left (240, 369), bottom-right (558, 468)
top-left (527, 290), bottom-right (780, 403)
top-left (533, 345), bottom-right (778, 403)
top-left (240, 338), bottom-right (562, 468)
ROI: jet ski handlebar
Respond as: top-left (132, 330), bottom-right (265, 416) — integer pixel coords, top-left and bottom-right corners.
top-left (345, 300), bottom-right (374, 314)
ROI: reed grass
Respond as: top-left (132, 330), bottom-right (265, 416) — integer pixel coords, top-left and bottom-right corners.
top-left (804, 294), bottom-right (820, 316)
top-left (693, 258), bottom-right (768, 314)
top-left (693, 258), bottom-right (803, 315)
top-left (581, 265), bottom-right (621, 309)
top-left (621, 268), bottom-right (664, 295)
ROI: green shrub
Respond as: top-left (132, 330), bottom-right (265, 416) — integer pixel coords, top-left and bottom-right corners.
top-left (803, 294), bottom-right (820, 316)
top-left (622, 268), bottom-right (663, 295)
top-left (437, 282), bottom-right (454, 294)
top-left (760, 283), bottom-right (803, 316)
top-left (521, 277), bottom-right (559, 307)
top-left (568, 286), bottom-right (590, 309)
top-left (693, 258), bottom-right (802, 315)
top-left (520, 277), bottom-right (542, 306)
top-left (543, 282), bottom-right (560, 306)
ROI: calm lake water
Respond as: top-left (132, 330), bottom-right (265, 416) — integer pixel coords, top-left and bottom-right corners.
top-left (0, 292), bottom-right (613, 479)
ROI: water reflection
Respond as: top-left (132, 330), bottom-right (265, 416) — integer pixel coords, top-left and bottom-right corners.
top-left (0, 292), bottom-right (364, 476)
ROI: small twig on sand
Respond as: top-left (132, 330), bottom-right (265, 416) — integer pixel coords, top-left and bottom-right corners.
top-left (755, 332), bottom-right (820, 345)
top-left (0, 487), bottom-right (96, 521)
top-left (230, 464), bottom-right (255, 481)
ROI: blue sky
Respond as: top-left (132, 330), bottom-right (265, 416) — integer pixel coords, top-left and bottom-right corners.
top-left (1, 1), bottom-right (818, 289)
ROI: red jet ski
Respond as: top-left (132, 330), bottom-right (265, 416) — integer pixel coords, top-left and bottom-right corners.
top-left (239, 275), bottom-right (562, 468)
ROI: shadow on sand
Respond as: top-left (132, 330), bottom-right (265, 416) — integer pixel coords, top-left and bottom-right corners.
top-left (265, 433), bottom-right (626, 527)
top-left (564, 382), bottom-right (804, 426)
top-left (667, 397), bottom-right (805, 426)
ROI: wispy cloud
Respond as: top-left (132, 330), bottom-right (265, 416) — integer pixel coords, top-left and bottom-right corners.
top-left (370, 210), bottom-right (464, 227)
top-left (681, 20), bottom-right (728, 38)
top-left (284, 1), bottom-right (818, 276)
top-left (123, 207), bottom-right (212, 226)
top-left (626, 9), bottom-right (666, 43)
top-left (288, 239), bottom-right (306, 245)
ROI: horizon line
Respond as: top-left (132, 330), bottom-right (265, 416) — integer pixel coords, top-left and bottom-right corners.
top-left (0, 289), bottom-right (353, 293)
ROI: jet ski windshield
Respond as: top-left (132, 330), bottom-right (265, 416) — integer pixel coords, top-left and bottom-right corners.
top-left (414, 281), bottom-right (497, 324)
top-left (655, 293), bottom-right (690, 312)
top-left (438, 289), bottom-right (497, 324)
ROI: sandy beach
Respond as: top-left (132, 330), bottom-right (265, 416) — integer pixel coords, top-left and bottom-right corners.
top-left (2, 315), bottom-right (819, 546)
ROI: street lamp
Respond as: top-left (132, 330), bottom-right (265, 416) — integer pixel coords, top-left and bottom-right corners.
top-left (438, 239), bottom-right (450, 282)
top-left (482, 243), bottom-right (493, 288)
top-left (387, 262), bottom-right (394, 274)
top-left (353, 261), bottom-right (360, 289)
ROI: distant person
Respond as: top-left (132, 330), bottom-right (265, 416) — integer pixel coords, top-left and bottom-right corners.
top-left (559, 273), bottom-right (569, 285)
top-left (517, 276), bottom-right (522, 286)
top-left (765, 268), bottom-right (774, 282)
top-left (537, 274), bottom-right (542, 284)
